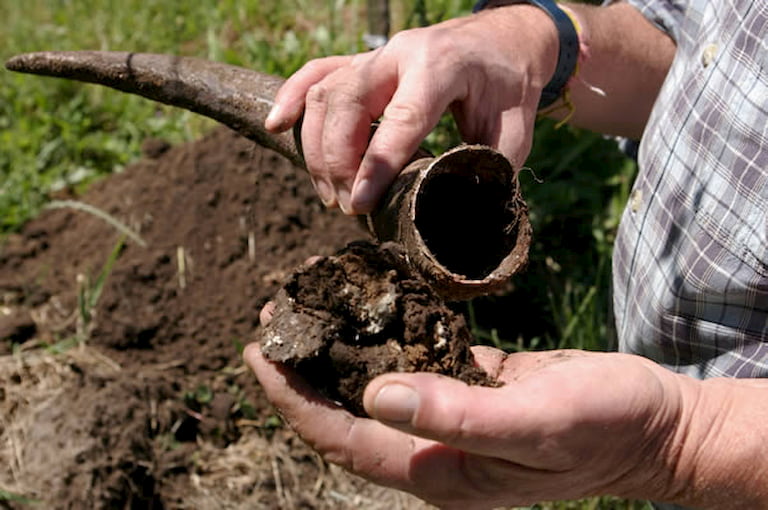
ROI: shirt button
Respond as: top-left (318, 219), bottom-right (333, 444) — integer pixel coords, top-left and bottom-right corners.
top-left (702, 43), bottom-right (718, 67)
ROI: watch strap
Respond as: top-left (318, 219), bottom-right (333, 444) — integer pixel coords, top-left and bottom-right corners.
top-left (473, 0), bottom-right (579, 109)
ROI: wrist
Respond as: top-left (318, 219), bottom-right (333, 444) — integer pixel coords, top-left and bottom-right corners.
top-left (666, 377), bottom-right (768, 508)
top-left (625, 374), bottom-right (768, 508)
top-left (472, 4), bottom-right (560, 95)
top-left (474, 0), bottom-right (579, 108)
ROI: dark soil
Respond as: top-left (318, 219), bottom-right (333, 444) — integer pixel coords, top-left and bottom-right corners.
top-left (0, 123), bottom-right (518, 508)
top-left (261, 241), bottom-right (497, 416)
top-left (0, 127), bottom-right (400, 509)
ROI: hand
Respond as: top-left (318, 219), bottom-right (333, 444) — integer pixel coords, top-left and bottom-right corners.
top-left (245, 323), bottom-right (696, 508)
top-left (264, 6), bottom-right (559, 215)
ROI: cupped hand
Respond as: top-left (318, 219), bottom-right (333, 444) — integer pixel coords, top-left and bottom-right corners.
top-left (264, 6), bottom-right (559, 215)
top-left (245, 331), bottom-right (694, 508)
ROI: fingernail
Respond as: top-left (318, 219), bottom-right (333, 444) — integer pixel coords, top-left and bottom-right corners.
top-left (311, 176), bottom-right (335, 206)
top-left (336, 187), bottom-right (353, 215)
top-left (351, 178), bottom-right (375, 212)
top-left (373, 384), bottom-right (419, 423)
top-left (265, 105), bottom-right (280, 129)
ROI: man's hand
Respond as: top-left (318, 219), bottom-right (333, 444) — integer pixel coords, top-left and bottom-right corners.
top-left (246, 339), bottom-right (688, 507)
top-left (263, 2), bottom-right (675, 216)
top-left (246, 299), bottom-right (768, 508)
top-left (264, 6), bottom-right (559, 215)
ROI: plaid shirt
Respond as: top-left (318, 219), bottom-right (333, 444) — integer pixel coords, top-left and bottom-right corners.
top-left (613, 0), bottom-right (768, 378)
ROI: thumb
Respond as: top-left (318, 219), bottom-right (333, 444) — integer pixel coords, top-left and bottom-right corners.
top-left (363, 373), bottom-right (554, 465)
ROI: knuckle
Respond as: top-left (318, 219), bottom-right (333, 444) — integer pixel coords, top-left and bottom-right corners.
top-left (350, 50), bottom-right (377, 70)
top-left (382, 101), bottom-right (426, 128)
top-left (299, 57), bottom-right (329, 77)
top-left (327, 85), bottom-right (365, 111)
top-left (306, 82), bottom-right (329, 106)
top-left (384, 28), bottom-right (415, 49)
top-left (387, 26), bottom-right (457, 62)
top-left (322, 153), bottom-right (351, 177)
top-left (423, 30), bottom-right (459, 57)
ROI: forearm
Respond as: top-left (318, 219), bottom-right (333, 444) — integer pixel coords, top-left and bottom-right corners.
top-left (548, 2), bottom-right (676, 138)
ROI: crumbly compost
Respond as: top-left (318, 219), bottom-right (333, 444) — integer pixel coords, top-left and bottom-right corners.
top-left (260, 241), bottom-right (499, 416)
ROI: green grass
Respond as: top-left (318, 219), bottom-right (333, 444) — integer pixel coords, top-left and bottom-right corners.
top-left (0, 0), bottom-right (380, 232)
top-left (1, 1), bottom-right (641, 508)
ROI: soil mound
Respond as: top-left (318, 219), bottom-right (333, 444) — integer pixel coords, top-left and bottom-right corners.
top-left (0, 127), bottom-right (429, 508)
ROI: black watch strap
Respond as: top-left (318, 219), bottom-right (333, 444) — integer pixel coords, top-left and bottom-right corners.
top-left (473, 0), bottom-right (579, 109)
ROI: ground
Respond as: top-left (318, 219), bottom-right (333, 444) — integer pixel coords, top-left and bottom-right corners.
top-left (0, 127), bottom-right (432, 509)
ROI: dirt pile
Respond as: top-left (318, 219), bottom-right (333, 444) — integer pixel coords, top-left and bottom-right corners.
top-left (0, 127), bottom-right (430, 508)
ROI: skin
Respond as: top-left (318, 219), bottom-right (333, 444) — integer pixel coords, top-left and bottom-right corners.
top-left (250, 1), bottom-right (768, 507)
top-left (264, 2), bottom-right (673, 214)
top-left (246, 324), bottom-right (768, 508)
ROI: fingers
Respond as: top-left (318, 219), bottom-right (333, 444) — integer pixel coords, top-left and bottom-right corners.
top-left (265, 55), bottom-right (354, 133)
top-left (265, 54), bottom-right (366, 209)
top-left (495, 106), bottom-right (537, 170)
top-left (450, 73), bottom-right (538, 169)
top-left (363, 374), bottom-right (512, 454)
top-left (243, 343), bottom-right (437, 485)
top-left (268, 33), bottom-right (467, 215)
top-left (243, 342), bottom-right (528, 506)
top-left (259, 301), bottom-right (276, 326)
top-left (243, 342), bottom-right (347, 423)
top-left (302, 70), bottom-right (380, 211)
top-left (298, 50), bottom-right (398, 214)
top-left (350, 66), bottom-right (455, 213)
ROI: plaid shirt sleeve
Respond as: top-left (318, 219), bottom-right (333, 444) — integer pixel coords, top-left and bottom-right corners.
top-left (612, 0), bottom-right (768, 378)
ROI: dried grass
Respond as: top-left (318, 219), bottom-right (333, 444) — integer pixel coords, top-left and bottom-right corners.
top-left (0, 345), bottom-right (119, 500)
top-left (0, 344), bottom-right (433, 509)
top-left (186, 426), bottom-right (432, 509)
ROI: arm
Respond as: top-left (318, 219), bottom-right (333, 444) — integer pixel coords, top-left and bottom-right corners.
top-left (545, 2), bottom-right (675, 138)
top-left (264, 1), bottom-right (674, 215)
top-left (245, 342), bottom-right (768, 508)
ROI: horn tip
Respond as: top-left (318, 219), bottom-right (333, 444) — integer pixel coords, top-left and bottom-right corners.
top-left (5, 54), bottom-right (27, 71)
top-left (5, 52), bottom-right (56, 73)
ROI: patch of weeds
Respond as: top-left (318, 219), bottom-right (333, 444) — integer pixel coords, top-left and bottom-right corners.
top-left (39, 235), bottom-right (127, 354)
top-left (76, 236), bottom-right (125, 341)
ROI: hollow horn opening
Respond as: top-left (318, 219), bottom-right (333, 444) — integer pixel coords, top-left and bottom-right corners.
top-left (415, 161), bottom-right (518, 280)
top-left (371, 145), bottom-right (531, 300)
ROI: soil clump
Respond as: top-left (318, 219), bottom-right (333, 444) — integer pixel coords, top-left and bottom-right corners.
top-left (261, 241), bottom-right (497, 416)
